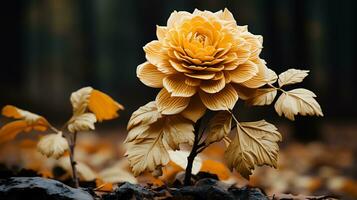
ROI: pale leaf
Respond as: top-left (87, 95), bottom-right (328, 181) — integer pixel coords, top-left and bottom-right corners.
top-left (274, 88), bottom-right (323, 120)
top-left (168, 150), bottom-right (202, 175)
top-left (125, 102), bottom-right (194, 175)
top-left (205, 111), bottom-right (232, 144)
top-left (67, 113), bottom-right (97, 133)
top-left (127, 101), bottom-right (161, 130)
top-left (125, 102), bottom-right (194, 149)
top-left (225, 120), bottom-right (282, 179)
top-left (125, 136), bottom-right (170, 176)
top-left (278, 69), bottom-right (309, 87)
top-left (70, 87), bottom-right (93, 115)
top-left (246, 88), bottom-right (277, 106)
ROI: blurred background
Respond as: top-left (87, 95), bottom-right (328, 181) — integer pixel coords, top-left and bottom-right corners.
top-left (1, 0), bottom-right (357, 148)
top-left (1, 0), bottom-right (357, 198)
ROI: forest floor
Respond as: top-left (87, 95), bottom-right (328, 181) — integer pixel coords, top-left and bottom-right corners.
top-left (0, 122), bottom-right (356, 199)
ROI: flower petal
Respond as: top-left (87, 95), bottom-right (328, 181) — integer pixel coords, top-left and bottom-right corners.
top-left (144, 41), bottom-right (175, 74)
top-left (163, 74), bottom-right (197, 97)
top-left (180, 95), bottom-right (206, 122)
top-left (185, 72), bottom-right (216, 80)
top-left (156, 25), bottom-right (167, 42)
top-left (241, 59), bottom-right (268, 88)
top-left (137, 62), bottom-right (166, 88)
top-left (199, 84), bottom-right (238, 110)
top-left (229, 60), bottom-right (258, 83)
top-left (156, 88), bottom-right (190, 115)
top-left (200, 78), bottom-right (225, 94)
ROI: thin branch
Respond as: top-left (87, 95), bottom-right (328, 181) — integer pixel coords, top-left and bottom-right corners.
top-left (184, 119), bottom-right (201, 186)
top-left (67, 131), bottom-right (79, 188)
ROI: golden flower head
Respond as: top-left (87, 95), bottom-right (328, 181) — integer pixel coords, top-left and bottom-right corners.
top-left (137, 9), bottom-right (269, 120)
top-left (37, 132), bottom-right (69, 159)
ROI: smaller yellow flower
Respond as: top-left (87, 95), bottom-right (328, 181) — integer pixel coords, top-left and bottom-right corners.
top-left (37, 132), bottom-right (69, 159)
top-left (70, 87), bottom-right (124, 122)
top-left (0, 105), bottom-right (49, 143)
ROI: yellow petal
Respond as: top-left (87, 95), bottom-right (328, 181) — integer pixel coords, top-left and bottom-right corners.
top-left (200, 78), bottom-right (225, 94)
top-left (156, 25), bottom-right (167, 42)
top-left (167, 11), bottom-right (192, 28)
top-left (0, 120), bottom-right (28, 143)
top-left (180, 95), bottom-right (206, 122)
top-left (143, 41), bottom-right (175, 74)
top-left (163, 74), bottom-right (197, 97)
top-left (199, 84), bottom-right (238, 110)
top-left (2, 105), bottom-right (22, 119)
top-left (137, 62), bottom-right (166, 88)
top-left (184, 72), bottom-right (216, 80)
top-left (229, 60), bottom-right (258, 83)
top-left (156, 88), bottom-right (190, 115)
top-left (241, 59), bottom-right (268, 88)
top-left (88, 90), bottom-right (124, 122)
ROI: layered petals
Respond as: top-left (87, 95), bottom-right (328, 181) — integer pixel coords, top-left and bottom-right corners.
top-left (138, 8), bottom-right (269, 113)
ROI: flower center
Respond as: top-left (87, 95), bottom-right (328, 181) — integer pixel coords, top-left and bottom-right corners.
top-left (188, 32), bottom-right (209, 48)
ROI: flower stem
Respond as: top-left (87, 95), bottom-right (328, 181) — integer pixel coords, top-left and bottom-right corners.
top-left (68, 132), bottom-right (79, 188)
top-left (184, 119), bottom-right (202, 186)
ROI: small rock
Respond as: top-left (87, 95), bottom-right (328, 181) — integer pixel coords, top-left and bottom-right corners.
top-left (0, 177), bottom-right (93, 200)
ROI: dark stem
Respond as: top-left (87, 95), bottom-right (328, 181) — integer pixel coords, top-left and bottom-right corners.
top-left (68, 132), bottom-right (79, 188)
top-left (184, 119), bottom-right (202, 186)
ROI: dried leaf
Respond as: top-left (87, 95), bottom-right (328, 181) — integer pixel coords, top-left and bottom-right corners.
top-left (0, 106), bottom-right (49, 143)
top-left (225, 120), bottom-right (282, 179)
top-left (274, 88), bottom-right (323, 120)
top-left (246, 88), bottom-right (277, 106)
top-left (70, 87), bottom-right (123, 122)
top-left (125, 102), bottom-right (194, 175)
top-left (125, 136), bottom-right (170, 176)
top-left (162, 116), bottom-right (194, 150)
top-left (70, 87), bottom-right (93, 115)
top-left (278, 69), bottom-right (309, 87)
top-left (67, 113), bottom-right (97, 133)
top-left (37, 132), bottom-right (69, 159)
top-left (127, 101), bottom-right (161, 131)
top-left (205, 111), bottom-right (232, 144)
top-left (168, 150), bottom-right (202, 175)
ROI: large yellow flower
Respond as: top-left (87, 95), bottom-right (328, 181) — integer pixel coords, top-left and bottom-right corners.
top-left (137, 9), bottom-right (268, 121)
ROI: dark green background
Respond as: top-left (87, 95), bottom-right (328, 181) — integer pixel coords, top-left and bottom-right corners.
top-left (1, 0), bottom-right (356, 140)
